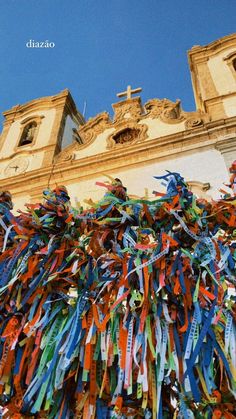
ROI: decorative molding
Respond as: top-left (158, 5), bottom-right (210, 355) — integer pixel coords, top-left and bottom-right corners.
top-left (188, 34), bottom-right (236, 119)
top-left (0, 118), bottom-right (234, 203)
top-left (112, 97), bottom-right (143, 122)
top-left (14, 115), bottom-right (44, 152)
top-left (187, 181), bottom-right (211, 199)
top-left (187, 181), bottom-right (210, 192)
top-left (144, 99), bottom-right (185, 123)
top-left (144, 98), bottom-right (206, 128)
top-left (54, 95), bottom-right (208, 157)
top-left (223, 51), bottom-right (236, 61)
top-left (143, 99), bottom-right (163, 118)
top-left (215, 135), bottom-right (236, 170)
top-left (160, 100), bottom-right (184, 123)
top-left (106, 122), bottom-right (148, 149)
top-left (0, 144), bottom-right (65, 164)
top-left (215, 135), bottom-right (236, 153)
top-left (0, 90), bottom-right (84, 171)
top-left (223, 52), bottom-right (236, 83)
top-left (2, 89), bottom-right (84, 124)
top-left (20, 115), bottom-right (45, 125)
top-left (54, 143), bottom-right (77, 163)
top-left (185, 115), bottom-right (203, 129)
top-left (188, 33), bottom-right (236, 59)
top-left (55, 113), bottom-right (113, 163)
top-left (78, 112), bottom-right (111, 144)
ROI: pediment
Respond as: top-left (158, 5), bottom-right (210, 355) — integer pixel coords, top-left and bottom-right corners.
top-left (54, 96), bottom-right (208, 163)
top-left (78, 97), bottom-right (208, 146)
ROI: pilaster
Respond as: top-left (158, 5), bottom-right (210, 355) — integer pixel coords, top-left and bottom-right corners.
top-left (215, 134), bottom-right (236, 170)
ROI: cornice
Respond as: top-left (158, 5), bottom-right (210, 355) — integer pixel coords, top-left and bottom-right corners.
top-left (1, 119), bottom-right (235, 194)
top-left (215, 134), bottom-right (236, 153)
top-left (205, 115), bottom-right (236, 131)
top-left (1, 89), bottom-right (83, 125)
top-left (20, 115), bottom-right (45, 125)
top-left (188, 33), bottom-right (236, 60)
top-left (202, 91), bottom-right (236, 105)
top-left (0, 143), bottom-right (58, 164)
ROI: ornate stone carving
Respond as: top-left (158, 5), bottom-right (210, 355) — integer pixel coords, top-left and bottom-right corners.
top-left (55, 112), bottom-right (113, 162)
top-left (185, 116), bottom-right (203, 129)
top-left (78, 112), bottom-right (111, 144)
top-left (107, 122), bottom-right (148, 149)
top-left (54, 144), bottom-right (77, 163)
top-left (161, 100), bottom-right (183, 123)
top-left (187, 181), bottom-right (211, 198)
top-left (144, 98), bottom-right (184, 123)
top-left (71, 98), bottom-right (148, 151)
top-left (112, 98), bottom-right (143, 123)
top-left (187, 181), bottom-right (210, 192)
top-left (113, 128), bottom-right (140, 145)
top-left (144, 98), bottom-right (206, 129)
top-left (144, 99), bottom-right (165, 118)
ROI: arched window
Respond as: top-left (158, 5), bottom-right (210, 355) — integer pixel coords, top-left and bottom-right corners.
top-left (233, 58), bottom-right (236, 72)
top-left (18, 121), bottom-right (37, 146)
top-left (223, 52), bottom-right (236, 79)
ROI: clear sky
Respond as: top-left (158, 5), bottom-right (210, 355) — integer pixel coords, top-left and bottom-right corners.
top-left (0, 0), bottom-right (236, 126)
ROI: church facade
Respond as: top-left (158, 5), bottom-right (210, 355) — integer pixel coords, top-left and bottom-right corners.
top-left (1, 33), bottom-right (236, 210)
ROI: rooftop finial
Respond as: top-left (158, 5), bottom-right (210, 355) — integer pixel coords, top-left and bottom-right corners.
top-left (117, 85), bottom-right (142, 100)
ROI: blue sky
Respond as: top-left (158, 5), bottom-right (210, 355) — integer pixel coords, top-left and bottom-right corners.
top-left (0, 0), bottom-right (236, 126)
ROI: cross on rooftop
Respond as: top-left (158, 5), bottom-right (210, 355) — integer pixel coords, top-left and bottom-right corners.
top-left (117, 85), bottom-right (142, 100)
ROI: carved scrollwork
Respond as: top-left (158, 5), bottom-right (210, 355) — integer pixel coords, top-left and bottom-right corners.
top-left (107, 122), bottom-right (148, 149)
top-left (161, 100), bottom-right (184, 123)
top-left (112, 98), bottom-right (143, 123)
top-left (144, 98), bottom-right (184, 123)
top-left (144, 98), bottom-right (206, 129)
top-left (54, 145), bottom-right (77, 163)
top-left (185, 116), bottom-right (203, 129)
top-left (78, 112), bottom-right (112, 144)
top-left (144, 99), bottom-right (165, 118)
top-left (113, 128), bottom-right (140, 144)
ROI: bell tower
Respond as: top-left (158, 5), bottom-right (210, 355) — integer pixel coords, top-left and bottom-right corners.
top-left (0, 89), bottom-right (84, 178)
top-left (188, 33), bottom-right (236, 120)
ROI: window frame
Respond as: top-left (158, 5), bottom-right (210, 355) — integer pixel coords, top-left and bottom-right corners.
top-left (223, 51), bottom-right (236, 82)
top-left (16, 115), bottom-right (44, 150)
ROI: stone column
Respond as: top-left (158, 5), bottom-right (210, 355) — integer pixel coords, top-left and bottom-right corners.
top-left (216, 134), bottom-right (236, 170)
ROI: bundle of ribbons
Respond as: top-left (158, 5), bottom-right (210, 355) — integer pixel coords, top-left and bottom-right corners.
top-left (0, 167), bottom-right (235, 419)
